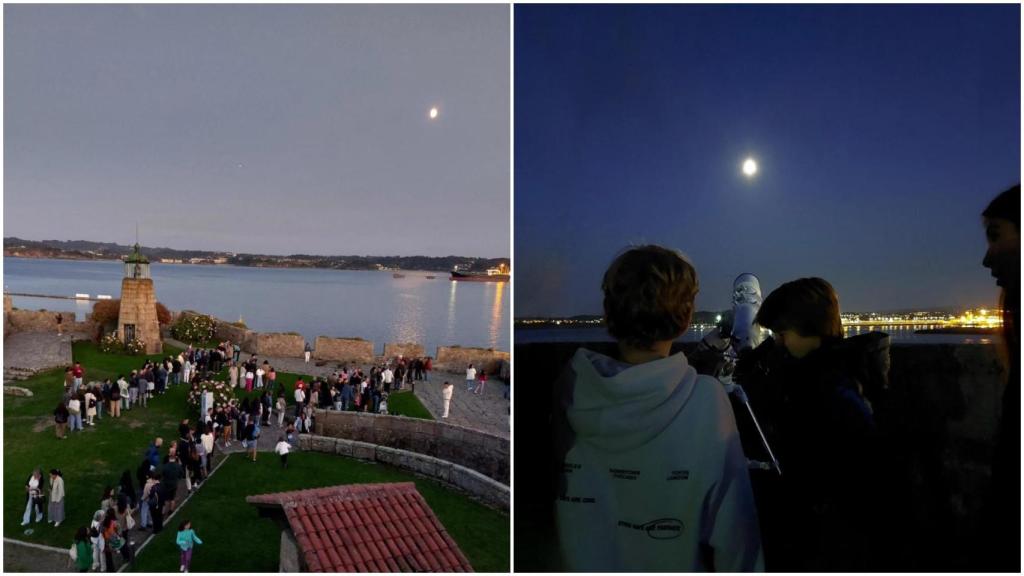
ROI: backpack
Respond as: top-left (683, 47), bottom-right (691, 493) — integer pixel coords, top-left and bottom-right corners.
top-left (88, 398), bottom-right (97, 408)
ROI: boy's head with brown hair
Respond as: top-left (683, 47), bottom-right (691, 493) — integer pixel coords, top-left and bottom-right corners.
top-left (755, 277), bottom-right (843, 357)
top-left (602, 245), bottom-right (699, 351)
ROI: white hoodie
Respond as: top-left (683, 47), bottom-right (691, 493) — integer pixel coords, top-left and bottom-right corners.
top-left (556, 348), bottom-right (764, 572)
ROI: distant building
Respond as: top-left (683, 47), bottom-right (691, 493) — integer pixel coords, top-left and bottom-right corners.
top-left (117, 243), bottom-right (162, 354)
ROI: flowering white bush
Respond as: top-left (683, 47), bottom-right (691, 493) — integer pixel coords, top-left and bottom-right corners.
top-left (99, 333), bottom-right (123, 354)
top-left (172, 314), bottom-right (216, 344)
top-left (187, 379), bottom-right (235, 409)
top-left (125, 338), bottom-right (146, 356)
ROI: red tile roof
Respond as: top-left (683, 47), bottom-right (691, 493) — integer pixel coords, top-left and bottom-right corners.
top-left (247, 482), bottom-right (473, 572)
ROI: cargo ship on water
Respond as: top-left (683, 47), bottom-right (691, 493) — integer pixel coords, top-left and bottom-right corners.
top-left (450, 263), bottom-right (509, 282)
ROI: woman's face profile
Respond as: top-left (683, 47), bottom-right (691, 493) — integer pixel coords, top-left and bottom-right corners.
top-left (982, 217), bottom-right (1020, 289)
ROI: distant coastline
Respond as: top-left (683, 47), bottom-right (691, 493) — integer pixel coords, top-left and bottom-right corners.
top-left (4, 237), bottom-right (509, 274)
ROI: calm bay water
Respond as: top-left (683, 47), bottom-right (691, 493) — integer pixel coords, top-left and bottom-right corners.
top-left (4, 258), bottom-right (509, 353)
top-left (516, 324), bottom-right (1000, 346)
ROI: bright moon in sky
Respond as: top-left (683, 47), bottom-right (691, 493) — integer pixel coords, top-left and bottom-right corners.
top-left (429, 107), bottom-right (439, 119)
top-left (742, 158), bottom-right (758, 177)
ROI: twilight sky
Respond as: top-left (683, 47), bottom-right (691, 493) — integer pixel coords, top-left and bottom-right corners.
top-left (4, 4), bottom-right (509, 258)
top-left (515, 4), bottom-right (1020, 315)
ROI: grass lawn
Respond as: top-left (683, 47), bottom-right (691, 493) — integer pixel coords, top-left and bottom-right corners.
top-left (386, 390), bottom-right (434, 419)
top-left (3, 341), bottom-right (188, 548)
top-left (128, 452), bottom-right (508, 572)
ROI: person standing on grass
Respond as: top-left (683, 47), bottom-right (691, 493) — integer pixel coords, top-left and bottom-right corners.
top-left (49, 469), bottom-right (65, 527)
top-left (200, 424), bottom-right (215, 476)
top-left (272, 392), bottom-right (285, 426)
top-left (442, 381), bottom-right (454, 419)
top-left (267, 365), bottom-right (277, 395)
top-left (465, 363), bottom-right (476, 391)
top-left (69, 393), bottom-right (84, 432)
top-left (54, 400), bottom-right (70, 439)
top-left (110, 380), bottom-right (122, 418)
top-left (276, 435), bottom-right (291, 468)
top-left (73, 362), bottom-right (84, 391)
top-left (118, 375), bottom-right (129, 412)
top-left (84, 387), bottom-right (98, 426)
top-left (74, 526), bottom-right (93, 572)
top-left (176, 520), bottom-right (203, 572)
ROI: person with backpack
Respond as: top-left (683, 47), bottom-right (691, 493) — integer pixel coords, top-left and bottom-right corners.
top-left (739, 277), bottom-right (881, 571)
top-left (554, 246), bottom-right (763, 571)
top-left (84, 387), bottom-right (98, 426)
top-left (54, 400), bottom-right (70, 439)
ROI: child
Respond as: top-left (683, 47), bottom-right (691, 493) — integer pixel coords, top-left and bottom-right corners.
top-left (554, 245), bottom-right (762, 572)
top-left (744, 277), bottom-right (878, 570)
top-left (275, 436), bottom-right (291, 468)
top-left (175, 520), bottom-right (202, 572)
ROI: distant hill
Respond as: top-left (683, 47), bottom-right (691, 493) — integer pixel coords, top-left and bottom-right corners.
top-left (3, 237), bottom-right (509, 273)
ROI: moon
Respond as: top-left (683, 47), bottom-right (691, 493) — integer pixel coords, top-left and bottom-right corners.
top-left (429, 107), bottom-right (439, 120)
top-left (742, 158), bottom-right (758, 177)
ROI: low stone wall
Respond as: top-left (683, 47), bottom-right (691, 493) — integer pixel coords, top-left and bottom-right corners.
top-left (314, 336), bottom-right (375, 364)
top-left (252, 332), bottom-right (305, 357)
top-left (314, 410), bottom-right (509, 485)
top-left (383, 342), bottom-right (425, 359)
top-left (435, 346), bottom-right (510, 376)
top-left (5, 309), bottom-right (76, 334)
top-left (299, 434), bottom-right (509, 511)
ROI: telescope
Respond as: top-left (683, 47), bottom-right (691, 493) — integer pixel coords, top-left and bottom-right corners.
top-left (695, 273), bottom-right (782, 476)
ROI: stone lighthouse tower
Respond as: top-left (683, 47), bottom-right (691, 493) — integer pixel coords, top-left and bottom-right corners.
top-left (118, 243), bottom-right (162, 354)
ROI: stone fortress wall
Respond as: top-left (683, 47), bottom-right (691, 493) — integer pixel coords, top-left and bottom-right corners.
top-left (3, 295), bottom-right (91, 336)
top-left (175, 310), bottom-right (509, 375)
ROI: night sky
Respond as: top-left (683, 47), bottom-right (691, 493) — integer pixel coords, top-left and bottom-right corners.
top-left (515, 4), bottom-right (1020, 316)
top-left (4, 4), bottom-right (509, 258)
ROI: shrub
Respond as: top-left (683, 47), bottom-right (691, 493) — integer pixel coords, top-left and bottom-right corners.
top-left (172, 314), bottom-right (216, 344)
top-left (125, 337), bottom-right (146, 355)
top-left (187, 379), bottom-right (235, 410)
top-left (91, 299), bottom-right (121, 328)
top-left (155, 302), bottom-right (172, 325)
top-left (99, 332), bottom-right (123, 354)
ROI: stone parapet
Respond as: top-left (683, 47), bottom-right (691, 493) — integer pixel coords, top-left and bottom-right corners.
top-left (314, 409), bottom-right (509, 484)
top-left (435, 346), bottom-right (510, 377)
top-left (252, 333), bottom-right (305, 357)
top-left (383, 343), bottom-right (426, 359)
top-left (299, 434), bottom-right (509, 511)
top-left (313, 337), bottom-right (375, 364)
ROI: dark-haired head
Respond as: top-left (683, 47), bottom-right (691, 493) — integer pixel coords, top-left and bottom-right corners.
top-left (602, 245), bottom-right (699, 350)
top-left (178, 520), bottom-right (191, 532)
top-left (756, 277), bottom-right (843, 358)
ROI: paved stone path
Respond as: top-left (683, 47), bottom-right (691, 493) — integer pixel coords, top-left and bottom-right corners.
top-left (413, 376), bottom-right (510, 439)
top-left (165, 338), bottom-right (510, 439)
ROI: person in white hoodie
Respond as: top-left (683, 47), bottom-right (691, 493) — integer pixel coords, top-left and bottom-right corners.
top-left (554, 245), bottom-right (764, 572)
